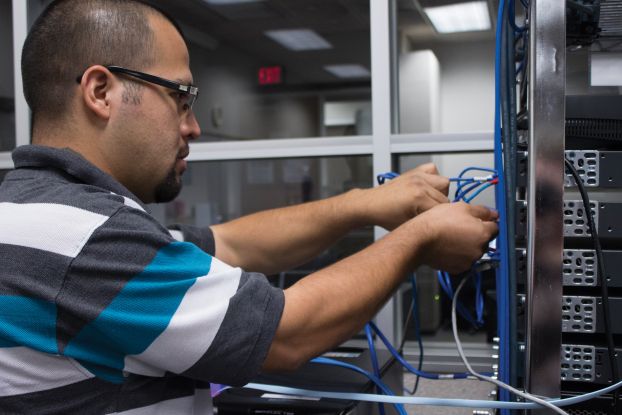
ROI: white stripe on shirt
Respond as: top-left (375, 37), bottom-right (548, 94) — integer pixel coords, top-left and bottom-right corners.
top-left (123, 257), bottom-right (242, 376)
top-left (0, 347), bottom-right (94, 396)
top-left (0, 203), bottom-right (108, 257)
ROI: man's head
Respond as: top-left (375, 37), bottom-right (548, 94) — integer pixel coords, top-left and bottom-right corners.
top-left (22, 0), bottom-right (201, 203)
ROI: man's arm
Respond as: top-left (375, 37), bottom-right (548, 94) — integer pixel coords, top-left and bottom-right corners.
top-left (262, 202), bottom-right (498, 371)
top-left (211, 163), bottom-right (450, 274)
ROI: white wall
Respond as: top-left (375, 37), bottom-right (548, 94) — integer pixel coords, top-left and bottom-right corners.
top-left (434, 40), bottom-right (495, 133)
top-left (402, 39), bottom-right (495, 133)
top-left (399, 50), bottom-right (440, 133)
top-left (567, 48), bottom-right (622, 95)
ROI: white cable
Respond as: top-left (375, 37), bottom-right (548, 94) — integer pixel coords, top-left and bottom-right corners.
top-left (452, 275), bottom-right (569, 415)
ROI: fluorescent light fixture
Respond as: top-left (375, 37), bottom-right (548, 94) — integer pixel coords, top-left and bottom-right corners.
top-left (265, 29), bottom-right (332, 51)
top-left (324, 64), bottom-right (371, 79)
top-left (424, 1), bottom-right (491, 34)
top-left (203, 0), bottom-right (264, 4)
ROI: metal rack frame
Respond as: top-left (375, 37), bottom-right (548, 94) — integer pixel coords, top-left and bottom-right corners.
top-left (525, 0), bottom-right (566, 407)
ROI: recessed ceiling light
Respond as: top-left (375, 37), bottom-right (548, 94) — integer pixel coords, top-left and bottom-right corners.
top-left (265, 29), bottom-right (332, 51)
top-left (203, 0), bottom-right (264, 4)
top-left (324, 64), bottom-right (371, 79)
top-left (424, 1), bottom-right (491, 34)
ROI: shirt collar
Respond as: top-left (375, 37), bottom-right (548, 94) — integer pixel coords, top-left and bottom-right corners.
top-left (12, 145), bottom-right (148, 211)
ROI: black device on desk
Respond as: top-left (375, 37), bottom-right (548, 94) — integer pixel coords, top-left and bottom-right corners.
top-left (214, 347), bottom-right (402, 415)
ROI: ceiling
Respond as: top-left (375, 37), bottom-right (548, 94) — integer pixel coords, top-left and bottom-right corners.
top-left (147, 0), bottom-right (497, 87)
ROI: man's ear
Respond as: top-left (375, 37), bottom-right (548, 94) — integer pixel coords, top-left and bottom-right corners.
top-left (78, 65), bottom-right (116, 121)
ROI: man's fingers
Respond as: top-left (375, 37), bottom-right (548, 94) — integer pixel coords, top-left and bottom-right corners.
top-left (412, 163), bottom-right (439, 175)
top-left (422, 174), bottom-right (450, 195)
top-left (483, 221), bottom-right (499, 238)
top-left (468, 204), bottom-right (499, 221)
top-left (427, 188), bottom-right (450, 205)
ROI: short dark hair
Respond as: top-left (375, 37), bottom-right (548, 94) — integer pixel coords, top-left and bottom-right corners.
top-left (22, 0), bottom-right (184, 124)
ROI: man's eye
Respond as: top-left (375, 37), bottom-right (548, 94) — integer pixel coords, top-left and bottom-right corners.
top-left (173, 93), bottom-right (190, 110)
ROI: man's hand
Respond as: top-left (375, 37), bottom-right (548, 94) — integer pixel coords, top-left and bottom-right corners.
top-left (360, 163), bottom-right (450, 230)
top-left (414, 202), bottom-right (499, 274)
top-left (263, 200), bottom-right (498, 371)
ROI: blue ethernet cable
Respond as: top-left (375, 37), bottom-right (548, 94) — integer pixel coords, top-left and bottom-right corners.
top-left (364, 324), bottom-right (385, 415)
top-left (437, 270), bottom-right (480, 327)
top-left (455, 181), bottom-right (485, 202)
top-left (475, 272), bottom-right (485, 325)
top-left (493, 0), bottom-right (511, 410)
top-left (408, 273), bottom-right (424, 394)
top-left (367, 321), bottom-right (494, 380)
top-left (311, 357), bottom-right (407, 415)
top-left (463, 181), bottom-right (497, 203)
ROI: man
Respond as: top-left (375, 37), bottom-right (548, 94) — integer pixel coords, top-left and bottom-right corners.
top-left (0, 0), bottom-right (498, 413)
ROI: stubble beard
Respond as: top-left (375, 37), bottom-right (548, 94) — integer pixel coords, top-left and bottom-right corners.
top-left (153, 166), bottom-right (183, 203)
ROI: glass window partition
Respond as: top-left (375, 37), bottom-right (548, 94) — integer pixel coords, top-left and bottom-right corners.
top-left (148, 0), bottom-right (372, 141)
top-left (151, 156), bottom-right (374, 279)
top-left (394, 1), bottom-right (496, 134)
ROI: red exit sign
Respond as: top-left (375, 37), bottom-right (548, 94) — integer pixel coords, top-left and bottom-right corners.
top-left (258, 66), bottom-right (283, 85)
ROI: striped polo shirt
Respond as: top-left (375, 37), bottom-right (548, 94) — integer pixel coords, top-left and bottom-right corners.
top-left (0, 145), bottom-right (284, 414)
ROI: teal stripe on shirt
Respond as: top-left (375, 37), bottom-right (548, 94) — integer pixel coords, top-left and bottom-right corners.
top-left (0, 296), bottom-right (57, 353)
top-left (64, 241), bottom-right (213, 383)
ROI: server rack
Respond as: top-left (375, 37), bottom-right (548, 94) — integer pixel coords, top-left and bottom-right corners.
top-left (514, 1), bottom-right (622, 413)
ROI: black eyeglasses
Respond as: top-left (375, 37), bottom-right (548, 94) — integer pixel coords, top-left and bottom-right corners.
top-left (76, 65), bottom-right (199, 110)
